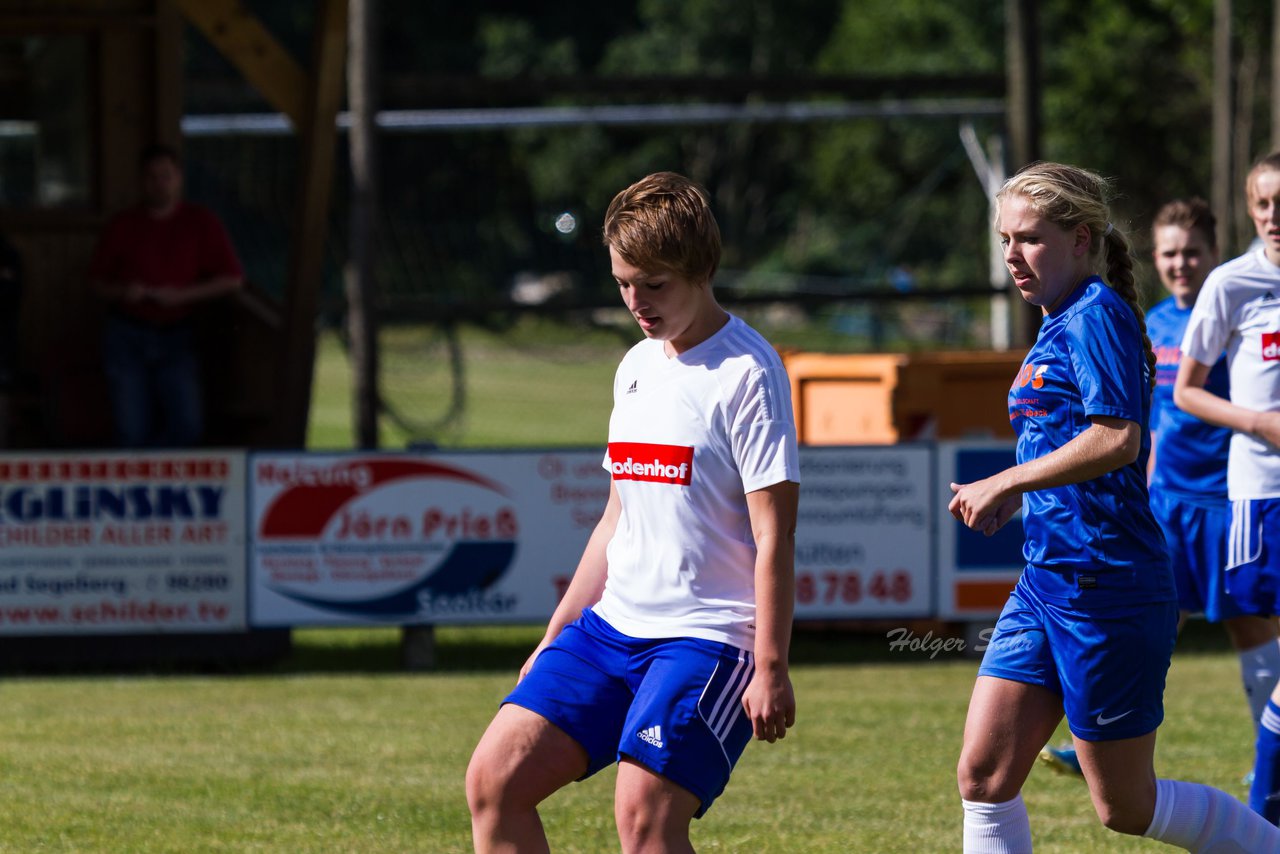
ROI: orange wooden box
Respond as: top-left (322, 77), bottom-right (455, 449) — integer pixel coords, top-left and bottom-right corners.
top-left (781, 350), bottom-right (1026, 445)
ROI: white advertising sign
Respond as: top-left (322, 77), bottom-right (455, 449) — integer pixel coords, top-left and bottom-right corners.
top-left (935, 440), bottom-right (1023, 620)
top-left (250, 446), bottom-right (935, 627)
top-left (249, 451), bottom-right (606, 626)
top-left (795, 445), bottom-right (934, 618)
top-left (0, 451), bottom-right (248, 635)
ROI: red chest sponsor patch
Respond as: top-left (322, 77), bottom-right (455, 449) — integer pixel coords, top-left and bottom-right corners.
top-left (1264, 332), bottom-right (1280, 361)
top-left (607, 442), bottom-right (694, 485)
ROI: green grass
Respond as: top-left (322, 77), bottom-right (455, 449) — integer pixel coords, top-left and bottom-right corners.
top-left (0, 622), bottom-right (1256, 852)
top-left (242, 319), bottom-right (1256, 849)
top-left (307, 318), bottom-right (630, 450)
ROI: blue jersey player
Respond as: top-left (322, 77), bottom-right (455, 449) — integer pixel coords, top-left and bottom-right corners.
top-left (949, 162), bottom-right (1279, 851)
top-left (1041, 199), bottom-right (1280, 780)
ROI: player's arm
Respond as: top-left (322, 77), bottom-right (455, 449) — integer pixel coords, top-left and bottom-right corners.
top-left (740, 479), bottom-right (799, 743)
top-left (1174, 355), bottom-right (1280, 446)
top-left (518, 480), bottom-right (620, 681)
top-left (90, 276), bottom-right (146, 304)
top-left (145, 274), bottom-right (244, 307)
top-left (948, 415), bottom-right (1138, 535)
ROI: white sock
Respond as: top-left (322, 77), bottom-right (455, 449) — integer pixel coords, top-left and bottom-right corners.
top-left (1144, 777), bottom-right (1280, 851)
top-left (1239, 639), bottom-right (1280, 730)
top-left (962, 794), bottom-right (1032, 853)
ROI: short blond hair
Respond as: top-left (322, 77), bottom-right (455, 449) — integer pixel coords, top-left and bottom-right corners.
top-left (1247, 151), bottom-right (1280, 204)
top-left (602, 172), bottom-right (721, 283)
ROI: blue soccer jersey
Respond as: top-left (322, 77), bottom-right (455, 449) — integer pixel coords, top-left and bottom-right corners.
top-left (1008, 277), bottom-right (1174, 605)
top-left (1147, 296), bottom-right (1230, 504)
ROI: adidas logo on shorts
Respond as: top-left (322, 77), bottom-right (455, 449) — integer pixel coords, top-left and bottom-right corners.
top-left (638, 725), bottom-right (664, 748)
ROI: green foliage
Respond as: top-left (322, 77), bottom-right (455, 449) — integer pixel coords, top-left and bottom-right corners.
top-left (1040, 0), bottom-right (1217, 217)
top-left (816, 0), bottom-right (1002, 74)
top-left (193, 1), bottom-right (1273, 315)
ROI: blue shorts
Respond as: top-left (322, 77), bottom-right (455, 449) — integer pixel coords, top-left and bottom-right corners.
top-left (504, 608), bottom-right (755, 817)
top-left (1226, 497), bottom-right (1280, 617)
top-left (1152, 490), bottom-right (1243, 621)
top-left (978, 576), bottom-right (1177, 741)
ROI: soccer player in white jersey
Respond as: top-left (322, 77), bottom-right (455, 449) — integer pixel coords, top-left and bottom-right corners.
top-left (466, 171), bottom-right (801, 852)
top-left (1177, 151), bottom-right (1280, 823)
top-left (950, 161), bottom-right (1280, 851)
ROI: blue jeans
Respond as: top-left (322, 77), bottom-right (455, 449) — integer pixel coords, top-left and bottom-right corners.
top-left (102, 313), bottom-right (203, 447)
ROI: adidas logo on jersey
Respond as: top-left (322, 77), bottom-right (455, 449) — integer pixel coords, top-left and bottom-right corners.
top-left (637, 725), bottom-right (664, 748)
top-left (626, 380), bottom-right (638, 394)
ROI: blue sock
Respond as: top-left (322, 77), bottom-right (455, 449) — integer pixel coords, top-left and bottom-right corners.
top-left (1250, 699), bottom-right (1280, 822)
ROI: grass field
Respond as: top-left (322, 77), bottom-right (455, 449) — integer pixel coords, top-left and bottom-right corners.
top-left (302, 308), bottom-right (982, 452)
top-left (7, 317), bottom-right (1244, 850)
top-left (0, 621), bottom-right (1256, 852)
top-left (306, 318), bottom-right (630, 451)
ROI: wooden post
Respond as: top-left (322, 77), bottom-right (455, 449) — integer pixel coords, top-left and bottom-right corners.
top-left (1213, 0), bottom-right (1234, 255)
top-left (1004, 0), bottom-right (1040, 171)
top-left (276, 0), bottom-right (348, 446)
top-left (400, 625), bottom-right (437, 671)
top-left (154, 1), bottom-right (183, 146)
top-left (346, 0), bottom-right (381, 450)
top-left (1005, 0), bottom-right (1040, 348)
top-left (1273, 0), bottom-right (1280, 151)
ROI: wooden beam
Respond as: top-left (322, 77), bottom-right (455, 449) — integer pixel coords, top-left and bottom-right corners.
top-left (154, 0), bottom-right (183, 147)
top-left (276, 0), bottom-right (348, 446)
top-left (170, 0), bottom-right (308, 127)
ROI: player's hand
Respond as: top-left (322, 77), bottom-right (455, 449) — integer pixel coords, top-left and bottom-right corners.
top-left (145, 286), bottom-right (187, 307)
top-left (949, 478), bottom-right (1019, 536)
top-left (741, 664), bottom-right (795, 743)
top-left (517, 638), bottom-right (552, 684)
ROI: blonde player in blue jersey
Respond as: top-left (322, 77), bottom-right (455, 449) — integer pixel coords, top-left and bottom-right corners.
top-left (1040, 199), bottom-right (1280, 779)
top-left (1177, 151), bottom-right (1280, 823)
top-left (466, 172), bottom-right (801, 852)
top-left (949, 162), bottom-right (1280, 851)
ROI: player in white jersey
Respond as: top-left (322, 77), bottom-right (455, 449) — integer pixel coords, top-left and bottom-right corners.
top-left (1177, 151), bottom-right (1280, 822)
top-left (467, 172), bottom-right (801, 852)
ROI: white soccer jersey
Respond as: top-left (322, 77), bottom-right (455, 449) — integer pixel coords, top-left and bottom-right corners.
top-left (592, 314), bottom-right (800, 649)
top-left (1182, 248), bottom-right (1280, 498)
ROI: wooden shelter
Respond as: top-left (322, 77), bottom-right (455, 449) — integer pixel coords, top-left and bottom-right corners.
top-left (0, 0), bottom-right (345, 450)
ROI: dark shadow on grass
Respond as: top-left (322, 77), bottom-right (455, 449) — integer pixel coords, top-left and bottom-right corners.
top-left (278, 621), bottom-right (985, 674)
top-left (0, 616), bottom-right (1239, 677)
top-left (273, 624), bottom-right (549, 675)
top-left (1169, 617), bottom-right (1238, 657)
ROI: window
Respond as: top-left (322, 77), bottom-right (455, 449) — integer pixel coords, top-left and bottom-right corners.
top-left (0, 35), bottom-right (91, 209)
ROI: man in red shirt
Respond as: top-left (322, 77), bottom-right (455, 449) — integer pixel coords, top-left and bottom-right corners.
top-left (88, 144), bottom-right (243, 447)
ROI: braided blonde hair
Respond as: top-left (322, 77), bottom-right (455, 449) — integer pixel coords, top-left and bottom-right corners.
top-left (997, 162), bottom-right (1157, 391)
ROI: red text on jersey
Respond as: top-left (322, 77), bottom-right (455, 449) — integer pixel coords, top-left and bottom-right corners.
top-left (1263, 332), bottom-right (1280, 361)
top-left (607, 442), bottom-right (694, 485)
